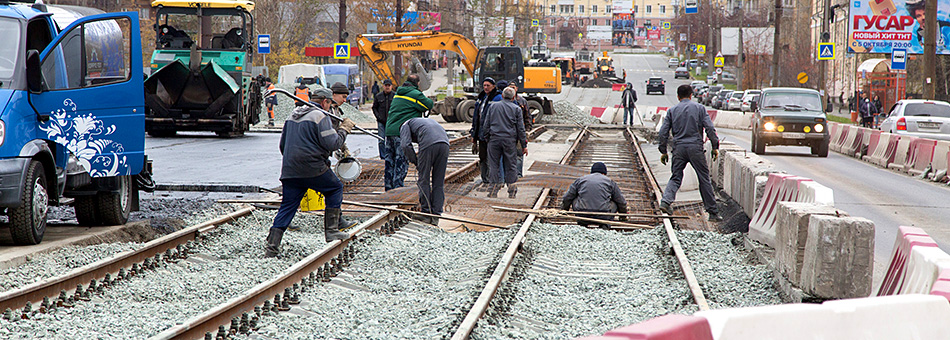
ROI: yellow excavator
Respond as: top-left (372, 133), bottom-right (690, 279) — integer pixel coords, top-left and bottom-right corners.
top-left (357, 31), bottom-right (561, 123)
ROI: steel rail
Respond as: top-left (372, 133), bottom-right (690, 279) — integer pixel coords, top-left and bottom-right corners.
top-left (450, 126), bottom-right (589, 340)
top-left (0, 207), bottom-right (256, 313)
top-left (150, 209), bottom-right (395, 340)
top-left (625, 127), bottom-right (710, 311)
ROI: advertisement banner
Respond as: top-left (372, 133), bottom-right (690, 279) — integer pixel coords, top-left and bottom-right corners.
top-left (848, 0), bottom-right (950, 53)
top-left (648, 29), bottom-right (661, 40)
top-left (587, 25), bottom-right (613, 40)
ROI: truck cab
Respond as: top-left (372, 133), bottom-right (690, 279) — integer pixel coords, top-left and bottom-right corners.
top-left (0, 2), bottom-right (147, 244)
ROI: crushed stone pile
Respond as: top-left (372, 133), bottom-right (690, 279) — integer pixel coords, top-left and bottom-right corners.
top-left (549, 100), bottom-right (601, 125)
top-left (579, 77), bottom-right (616, 88)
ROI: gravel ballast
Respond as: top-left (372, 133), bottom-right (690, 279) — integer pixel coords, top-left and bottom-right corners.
top-left (470, 223), bottom-right (781, 340)
top-left (0, 210), bottom-right (341, 339)
top-left (244, 226), bottom-right (513, 340)
top-left (549, 100), bottom-right (601, 125)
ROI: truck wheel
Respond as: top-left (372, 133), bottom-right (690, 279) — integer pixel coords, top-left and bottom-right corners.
top-left (458, 100), bottom-right (477, 123)
top-left (95, 176), bottom-right (132, 226)
top-left (10, 160), bottom-right (48, 245)
top-left (527, 100), bottom-right (544, 124)
top-left (74, 197), bottom-right (100, 226)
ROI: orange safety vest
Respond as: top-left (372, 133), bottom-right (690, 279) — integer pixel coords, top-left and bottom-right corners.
top-left (294, 87), bottom-right (310, 102)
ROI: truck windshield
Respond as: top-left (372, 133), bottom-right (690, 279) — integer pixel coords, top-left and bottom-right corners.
top-left (0, 18), bottom-right (19, 81)
top-left (760, 91), bottom-right (823, 111)
top-left (325, 74), bottom-right (348, 87)
top-left (156, 9), bottom-right (247, 50)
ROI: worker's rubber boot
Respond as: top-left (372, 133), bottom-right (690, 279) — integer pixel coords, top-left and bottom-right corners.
top-left (264, 228), bottom-right (285, 258)
top-left (659, 201), bottom-right (673, 215)
top-left (323, 208), bottom-right (350, 242)
top-left (338, 214), bottom-right (358, 231)
top-left (707, 212), bottom-right (723, 222)
top-left (429, 215), bottom-right (440, 226)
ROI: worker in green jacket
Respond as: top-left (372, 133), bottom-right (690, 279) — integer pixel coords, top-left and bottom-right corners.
top-left (384, 75), bottom-right (434, 190)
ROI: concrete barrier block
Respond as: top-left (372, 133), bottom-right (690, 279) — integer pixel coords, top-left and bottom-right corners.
top-left (775, 202), bottom-right (846, 285)
top-left (800, 215), bottom-right (875, 299)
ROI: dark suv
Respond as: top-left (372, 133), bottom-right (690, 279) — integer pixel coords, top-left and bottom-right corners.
top-left (751, 88), bottom-right (829, 157)
top-left (646, 77), bottom-right (665, 95)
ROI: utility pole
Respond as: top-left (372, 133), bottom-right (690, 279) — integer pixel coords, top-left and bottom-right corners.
top-left (771, 0), bottom-right (782, 86)
top-left (736, 5), bottom-right (744, 90)
top-left (818, 0), bottom-right (831, 101)
top-left (394, 0), bottom-right (403, 81)
top-left (923, 0), bottom-right (937, 99)
top-left (338, 0), bottom-right (346, 64)
top-left (707, 2), bottom-right (714, 75)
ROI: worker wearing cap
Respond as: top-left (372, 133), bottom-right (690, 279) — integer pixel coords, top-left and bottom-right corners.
top-left (400, 117), bottom-right (450, 225)
top-left (560, 162), bottom-right (629, 228)
top-left (264, 78), bottom-right (276, 126)
top-left (384, 75), bottom-right (433, 191)
top-left (265, 88), bottom-right (358, 257)
top-left (657, 84), bottom-right (721, 222)
top-left (471, 77), bottom-right (500, 188)
top-left (481, 87), bottom-right (527, 198)
top-left (372, 79), bottom-right (395, 162)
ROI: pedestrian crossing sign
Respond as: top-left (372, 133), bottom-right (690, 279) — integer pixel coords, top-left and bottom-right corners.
top-left (334, 43), bottom-right (350, 59)
top-left (662, 22), bottom-right (671, 30)
top-left (817, 42), bottom-right (835, 60)
top-left (532, 19), bottom-right (539, 27)
top-left (697, 44), bottom-right (706, 54)
top-left (714, 56), bottom-right (724, 67)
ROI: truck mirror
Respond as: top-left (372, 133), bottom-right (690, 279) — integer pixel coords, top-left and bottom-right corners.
top-left (26, 50), bottom-right (42, 94)
top-left (750, 101), bottom-right (758, 111)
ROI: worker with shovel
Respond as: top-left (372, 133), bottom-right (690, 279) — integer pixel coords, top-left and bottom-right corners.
top-left (265, 88), bottom-right (358, 258)
top-left (559, 162), bottom-right (629, 228)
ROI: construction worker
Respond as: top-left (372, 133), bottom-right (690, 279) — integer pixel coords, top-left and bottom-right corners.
top-left (657, 84), bottom-right (721, 222)
top-left (385, 75), bottom-right (433, 191)
top-left (400, 117), bottom-right (450, 225)
top-left (330, 82), bottom-right (350, 111)
top-left (373, 79), bottom-right (395, 160)
top-left (265, 88), bottom-right (357, 257)
top-left (471, 78), bottom-right (502, 189)
top-left (481, 87), bottom-right (527, 198)
top-left (264, 78), bottom-right (276, 126)
top-left (560, 162), bottom-right (629, 228)
top-left (294, 83), bottom-right (311, 103)
top-left (506, 83), bottom-right (531, 178)
top-left (622, 83), bottom-right (638, 125)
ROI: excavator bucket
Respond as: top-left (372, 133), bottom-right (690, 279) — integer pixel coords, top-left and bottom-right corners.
top-left (144, 59), bottom-right (240, 117)
top-left (409, 56), bottom-right (431, 91)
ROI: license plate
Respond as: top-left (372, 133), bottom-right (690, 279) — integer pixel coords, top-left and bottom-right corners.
top-left (783, 132), bottom-right (806, 139)
top-left (918, 122), bottom-right (941, 129)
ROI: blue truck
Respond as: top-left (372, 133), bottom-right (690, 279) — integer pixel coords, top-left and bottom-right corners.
top-left (0, 1), bottom-right (149, 244)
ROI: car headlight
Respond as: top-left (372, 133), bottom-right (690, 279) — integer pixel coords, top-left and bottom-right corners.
top-left (764, 122), bottom-right (775, 131)
top-left (815, 124), bottom-right (824, 133)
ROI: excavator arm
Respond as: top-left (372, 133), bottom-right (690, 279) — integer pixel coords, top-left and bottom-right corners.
top-left (357, 31), bottom-right (479, 84)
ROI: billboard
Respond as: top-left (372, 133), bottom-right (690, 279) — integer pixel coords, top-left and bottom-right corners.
top-left (587, 25), bottom-right (612, 40)
top-left (848, 0), bottom-right (950, 53)
top-left (371, 11), bottom-right (442, 32)
top-left (720, 27), bottom-right (775, 55)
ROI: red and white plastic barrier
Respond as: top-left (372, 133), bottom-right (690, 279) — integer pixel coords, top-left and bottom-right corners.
top-left (748, 173), bottom-right (834, 246)
top-left (887, 136), bottom-right (919, 171)
top-left (878, 226), bottom-right (937, 296)
top-left (907, 139), bottom-right (937, 176)
top-left (576, 314), bottom-right (714, 340)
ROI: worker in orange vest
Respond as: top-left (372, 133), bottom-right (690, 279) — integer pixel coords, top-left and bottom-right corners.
top-left (265, 78), bottom-right (277, 126)
top-left (294, 83), bottom-right (311, 104)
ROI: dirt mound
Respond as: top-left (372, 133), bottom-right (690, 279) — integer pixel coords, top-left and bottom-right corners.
top-left (579, 77), bottom-right (615, 88)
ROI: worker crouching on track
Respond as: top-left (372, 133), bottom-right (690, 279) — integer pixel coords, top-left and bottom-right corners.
top-left (657, 84), bottom-right (722, 222)
top-left (265, 88), bottom-right (358, 258)
top-left (560, 162), bottom-right (629, 228)
top-left (482, 87), bottom-right (527, 198)
top-left (385, 75), bottom-right (433, 191)
top-left (400, 118), bottom-right (450, 225)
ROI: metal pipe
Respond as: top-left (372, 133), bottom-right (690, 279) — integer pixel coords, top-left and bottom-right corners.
top-left (263, 88), bottom-right (385, 141)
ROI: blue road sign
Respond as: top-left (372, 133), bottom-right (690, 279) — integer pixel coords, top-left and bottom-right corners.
top-left (690, 43), bottom-right (697, 52)
top-left (817, 42), bottom-right (835, 60)
top-left (334, 43), bottom-right (350, 59)
top-left (685, 0), bottom-right (698, 13)
top-left (662, 22), bottom-right (671, 30)
top-left (257, 34), bottom-right (270, 54)
top-left (891, 48), bottom-right (907, 70)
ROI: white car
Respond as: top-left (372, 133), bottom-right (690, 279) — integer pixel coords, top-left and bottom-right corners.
top-left (668, 58), bottom-right (679, 68)
top-left (726, 91), bottom-right (745, 111)
top-left (739, 90), bottom-right (761, 112)
top-left (740, 94), bottom-right (760, 112)
top-left (879, 99), bottom-right (950, 141)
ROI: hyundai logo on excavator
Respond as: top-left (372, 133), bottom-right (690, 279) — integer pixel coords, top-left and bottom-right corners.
top-left (397, 41), bottom-right (424, 48)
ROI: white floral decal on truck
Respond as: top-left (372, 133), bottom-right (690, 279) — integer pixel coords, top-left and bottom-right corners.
top-left (39, 99), bottom-right (130, 177)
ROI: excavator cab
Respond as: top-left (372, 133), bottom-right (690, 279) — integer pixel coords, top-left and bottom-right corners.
top-left (475, 47), bottom-right (525, 92)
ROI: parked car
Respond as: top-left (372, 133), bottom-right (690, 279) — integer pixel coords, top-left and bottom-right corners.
top-left (685, 59), bottom-right (708, 70)
top-left (646, 77), bottom-right (666, 95)
top-left (690, 80), bottom-right (706, 91)
top-left (713, 90), bottom-right (733, 109)
top-left (704, 85), bottom-right (724, 106)
top-left (674, 67), bottom-right (690, 79)
top-left (879, 99), bottom-right (950, 141)
top-left (726, 91), bottom-right (745, 111)
top-left (739, 90), bottom-right (761, 111)
top-left (740, 94), bottom-right (760, 112)
top-left (751, 87), bottom-right (829, 157)
top-left (668, 57), bottom-right (679, 68)
top-left (720, 71), bottom-right (737, 84)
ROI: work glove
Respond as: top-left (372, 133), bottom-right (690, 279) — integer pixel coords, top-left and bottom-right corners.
top-left (660, 153), bottom-right (669, 165)
top-left (471, 140), bottom-right (479, 155)
top-left (711, 149), bottom-right (719, 161)
top-left (339, 118), bottom-right (356, 134)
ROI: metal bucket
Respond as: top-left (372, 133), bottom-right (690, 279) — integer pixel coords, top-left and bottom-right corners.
top-left (335, 157), bottom-right (362, 182)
